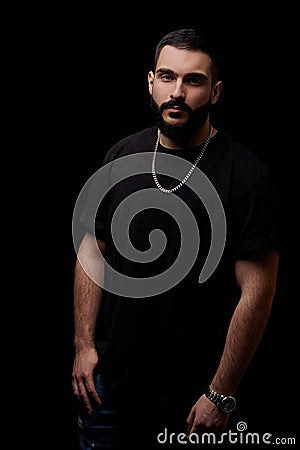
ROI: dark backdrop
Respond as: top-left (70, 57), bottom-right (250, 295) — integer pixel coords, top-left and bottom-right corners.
top-left (49, 13), bottom-right (297, 449)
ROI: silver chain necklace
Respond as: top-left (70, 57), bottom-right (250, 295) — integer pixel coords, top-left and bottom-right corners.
top-left (151, 125), bottom-right (213, 194)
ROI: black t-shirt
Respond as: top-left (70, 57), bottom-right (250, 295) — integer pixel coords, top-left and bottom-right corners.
top-left (79, 126), bottom-right (280, 408)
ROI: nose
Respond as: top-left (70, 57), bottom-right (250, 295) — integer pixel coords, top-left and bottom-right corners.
top-left (170, 79), bottom-right (185, 100)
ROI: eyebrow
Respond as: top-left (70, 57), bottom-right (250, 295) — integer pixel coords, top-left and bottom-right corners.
top-left (156, 67), bottom-right (208, 81)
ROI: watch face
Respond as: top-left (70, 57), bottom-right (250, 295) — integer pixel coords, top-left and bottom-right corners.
top-left (220, 396), bottom-right (236, 413)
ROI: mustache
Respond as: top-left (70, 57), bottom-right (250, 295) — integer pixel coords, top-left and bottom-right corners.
top-left (160, 99), bottom-right (192, 113)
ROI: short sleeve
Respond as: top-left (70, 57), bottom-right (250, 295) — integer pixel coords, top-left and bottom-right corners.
top-left (234, 170), bottom-right (280, 258)
top-left (78, 158), bottom-right (112, 243)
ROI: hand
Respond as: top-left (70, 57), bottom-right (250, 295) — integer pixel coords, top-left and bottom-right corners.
top-left (72, 346), bottom-right (101, 414)
top-left (186, 394), bottom-right (230, 436)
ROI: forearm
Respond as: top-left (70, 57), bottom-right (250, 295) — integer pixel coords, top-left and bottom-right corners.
top-left (73, 259), bottom-right (103, 352)
top-left (72, 234), bottom-right (106, 411)
top-left (186, 294), bottom-right (273, 435)
top-left (73, 233), bottom-right (105, 353)
top-left (210, 293), bottom-right (272, 394)
top-left (210, 250), bottom-right (279, 395)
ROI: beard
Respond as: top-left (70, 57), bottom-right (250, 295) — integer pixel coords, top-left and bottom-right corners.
top-left (150, 96), bottom-right (211, 140)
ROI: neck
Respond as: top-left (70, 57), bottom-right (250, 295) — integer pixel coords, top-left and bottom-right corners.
top-left (159, 122), bottom-right (215, 150)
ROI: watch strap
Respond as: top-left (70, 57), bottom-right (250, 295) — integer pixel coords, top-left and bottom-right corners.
top-left (204, 385), bottom-right (236, 413)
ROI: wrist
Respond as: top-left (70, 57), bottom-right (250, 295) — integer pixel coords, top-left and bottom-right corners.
top-left (204, 385), bottom-right (236, 413)
top-left (74, 339), bottom-right (96, 353)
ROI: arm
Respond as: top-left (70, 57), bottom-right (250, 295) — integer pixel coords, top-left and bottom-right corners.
top-left (187, 248), bottom-right (279, 435)
top-left (72, 231), bottom-right (106, 413)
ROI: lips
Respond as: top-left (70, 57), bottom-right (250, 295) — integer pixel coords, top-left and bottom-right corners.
top-left (167, 107), bottom-right (184, 112)
top-left (166, 106), bottom-right (187, 118)
top-left (167, 109), bottom-right (186, 119)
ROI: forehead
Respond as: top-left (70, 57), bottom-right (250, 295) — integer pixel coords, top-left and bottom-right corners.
top-left (156, 45), bottom-right (212, 78)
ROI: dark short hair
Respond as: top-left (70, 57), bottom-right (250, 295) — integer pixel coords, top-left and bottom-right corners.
top-left (154, 28), bottom-right (220, 83)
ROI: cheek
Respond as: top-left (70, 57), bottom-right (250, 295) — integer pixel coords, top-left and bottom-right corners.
top-left (190, 91), bottom-right (211, 106)
top-left (152, 84), bottom-right (170, 105)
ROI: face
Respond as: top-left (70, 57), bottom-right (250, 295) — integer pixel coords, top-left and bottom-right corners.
top-left (148, 46), bottom-right (222, 139)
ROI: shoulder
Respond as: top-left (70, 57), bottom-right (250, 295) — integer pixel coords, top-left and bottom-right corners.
top-left (212, 130), bottom-right (270, 179)
top-left (101, 127), bottom-right (157, 164)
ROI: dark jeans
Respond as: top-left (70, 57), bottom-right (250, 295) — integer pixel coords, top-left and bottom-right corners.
top-left (78, 372), bottom-right (190, 449)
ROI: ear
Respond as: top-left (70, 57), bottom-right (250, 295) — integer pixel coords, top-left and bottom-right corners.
top-left (211, 80), bottom-right (223, 105)
top-left (148, 71), bottom-right (154, 95)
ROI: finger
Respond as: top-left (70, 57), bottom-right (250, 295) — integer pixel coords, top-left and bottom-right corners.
top-left (186, 409), bottom-right (195, 433)
top-left (78, 376), bottom-right (103, 412)
top-left (72, 379), bottom-right (80, 398)
top-left (72, 378), bottom-right (92, 411)
top-left (72, 376), bottom-right (83, 400)
top-left (79, 389), bottom-right (93, 414)
top-left (85, 381), bottom-right (102, 406)
top-left (187, 420), bottom-right (198, 437)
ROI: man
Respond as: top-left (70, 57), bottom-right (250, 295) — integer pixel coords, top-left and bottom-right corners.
top-left (72, 28), bottom-right (280, 448)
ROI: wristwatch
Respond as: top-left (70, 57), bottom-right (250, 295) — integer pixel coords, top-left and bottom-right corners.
top-left (204, 386), bottom-right (236, 413)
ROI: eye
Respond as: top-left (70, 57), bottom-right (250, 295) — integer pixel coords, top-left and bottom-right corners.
top-left (185, 77), bottom-right (203, 86)
top-left (159, 73), bottom-right (175, 82)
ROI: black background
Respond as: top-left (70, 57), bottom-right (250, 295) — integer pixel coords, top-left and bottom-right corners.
top-left (34, 8), bottom-right (297, 448)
